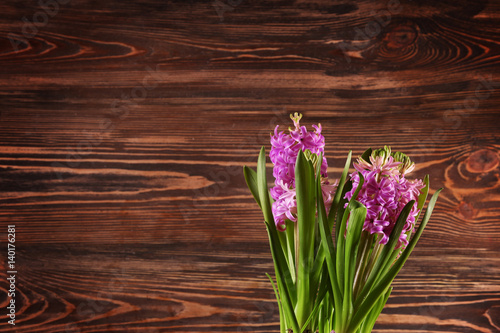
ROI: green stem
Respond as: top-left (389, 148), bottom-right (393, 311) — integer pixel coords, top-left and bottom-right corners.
top-left (352, 231), bottom-right (373, 300)
top-left (361, 238), bottom-right (384, 290)
top-left (294, 221), bottom-right (299, 284)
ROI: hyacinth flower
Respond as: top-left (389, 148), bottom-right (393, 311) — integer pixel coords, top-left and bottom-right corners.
top-left (317, 146), bottom-right (441, 333)
top-left (244, 115), bottom-right (442, 333)
top-left (270, 113), bottom-right (337, 232)
top-left (244, 113), bottom-right (338, 333)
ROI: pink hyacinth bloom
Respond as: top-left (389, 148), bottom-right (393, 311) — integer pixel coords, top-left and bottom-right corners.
top-left (345, 151), bottom-right (425, 249)
top-left (270, 113), bottom-right (337, 231)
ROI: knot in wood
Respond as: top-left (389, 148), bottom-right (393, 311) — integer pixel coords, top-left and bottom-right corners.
top-left (467, 149), bottom-right (499, 173)
top-left (385, 22), bottom-right (418, 48)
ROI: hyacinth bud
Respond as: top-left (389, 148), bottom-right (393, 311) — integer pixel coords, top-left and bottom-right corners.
top-left (391, 151), bottom-right (415, 175)
top-left (371, 145), bottom-right (392, 164)
top-left (370, 146), bottom-right (415, 175)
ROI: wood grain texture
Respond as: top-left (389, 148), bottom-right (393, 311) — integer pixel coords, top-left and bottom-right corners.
top-left (0, 0), bottom-right (499, 332)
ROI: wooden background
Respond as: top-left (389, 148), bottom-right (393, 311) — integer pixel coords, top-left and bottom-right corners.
top-left (0, 0), bottom-right (499, 332)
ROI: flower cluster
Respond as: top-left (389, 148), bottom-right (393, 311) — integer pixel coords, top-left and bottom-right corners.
top-left (270, 113), bottom-right (337, 231)
top-left (344, 147), bottom-right (425, 248)
top-left (244, 115), bottom-right (442, 333)
top-left (245, 116), bottom-right (441, 333)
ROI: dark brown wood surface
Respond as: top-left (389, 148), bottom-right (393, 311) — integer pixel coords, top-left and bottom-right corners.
top-left (0, 0), bottom-right (499, 332)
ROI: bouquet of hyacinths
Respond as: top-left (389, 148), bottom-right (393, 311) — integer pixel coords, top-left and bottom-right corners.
top-left (243, 114), bottom-right (441, 333)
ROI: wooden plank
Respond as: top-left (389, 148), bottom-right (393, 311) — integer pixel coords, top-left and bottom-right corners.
top-left (0, 0), bottom-right (499, 331)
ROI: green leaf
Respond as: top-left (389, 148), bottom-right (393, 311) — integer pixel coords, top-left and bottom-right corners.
top-left (328, 151), bottom-right (352, 230)
top-left (257, 147), bottom-right (274, 226)
top-left (285, 219), bottom-right (296, 284)
top-left (310, 243), bottom-right (326, 302)
top-left (310, 151), bottom-right (329, 298)
top-left (314, 152), bottom-right (324, 258)
top-left (417, 175), bottom-right (429, 211)
top-left (336, 172), bottom-right (364, 301)
top-left (315, 152), bottom-right (323, 181)
top-left (335, 179), bottom-right (353, 243)
top-left (368, 287), bottom-right (392, 332)
top-left (295, 150), bottom-right (317, 327)
top-left (342, 202), bottom-right (367, 327)
top-left (243, 166), bottom-right (261, 208)
top-left (300, 267), bottom-right (329, 333)
top-left (265, 220), bottom-right (300, 333)
top-left (360, 148), bottom-right (372, 163)
top-left (266, 273), bottom-right (286, 333)
top-left (376, 200), bottom-right (415, 279)
top-left (414, 175), bottom-right (429, 226)
top-left (277, 228), bottom-right (290, 277)
top-left (359, 286), bottom-right (391, 333)
top-left (317, 172), bottom-right (343, 330)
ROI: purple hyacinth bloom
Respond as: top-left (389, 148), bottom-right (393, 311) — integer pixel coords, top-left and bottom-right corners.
top-left (344, 149), bottom-right (425, 249)
top-left (270, 113), bottom-right (337, 231)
